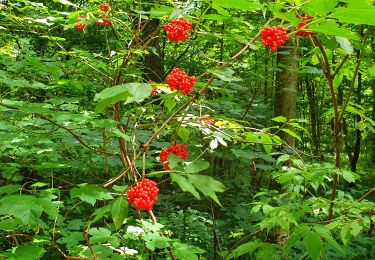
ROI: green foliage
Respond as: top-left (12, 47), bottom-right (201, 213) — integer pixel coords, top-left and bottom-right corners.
top-left (0, 0), bottom-right (374, 259)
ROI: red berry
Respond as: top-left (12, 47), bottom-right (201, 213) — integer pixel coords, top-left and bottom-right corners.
top-left (100, 3), bottom-right (110, 12)
top-left (151, 87), bottom-right (158, 96)
top-left (127, 179), bottom-right (159, 212)
top-left (166, 68), bottom-right (196, 95)
top-left (261, 26), bottom-right (288, 51)
top-left (295, 17), bottom-right (316, 37)
top-left (74, 17), bottom-right (86, 31)
top-left (164, 17), bottom-right (192, 43)
top-left (160, 144), bottom-right (189, 170)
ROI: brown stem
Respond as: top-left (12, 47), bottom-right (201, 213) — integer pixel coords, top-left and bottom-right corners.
top-left (82, 230), bottom-right (97, 259)
top-left (312, 36), bottom-right (341, 221)
top-left (357, 186), bottom-right (375, 202)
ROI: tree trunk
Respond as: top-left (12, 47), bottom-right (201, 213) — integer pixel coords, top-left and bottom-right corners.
top-left (305, 78), bottom-right (321, 155)
top-left (274, 40), bottom-right (298, 147)
top-left (142, 19), bottom-right (164, 82)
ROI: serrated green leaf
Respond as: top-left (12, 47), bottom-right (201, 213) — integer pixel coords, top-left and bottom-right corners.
top-left (207, 68), bottom-right (242, 82)
top-left (280, 128), bottom-right (302, 142)
top-left (309, 21), bottom-right (359, 40)
top-left (185, 160), bottom-right (210, 174)
top-left (227, 241), bottom-right (262, 259)
top-left (272, 116), bottom-right (287, 123)
top-left (170, 173), bottom-right (200, 199)
top-left (111, 197), bottom-right (128, 230)
top-left (313, 225), bottom-right (344, 253)
top-left (350, 221), bottom-right (362, 236)
top-left (89, 227), bottom-right (112, 244)
top-left (187, 174), bottom-right (225, 206)
top-left (331, 6), bottom-right (375, 26)
top-left (336, 37), bottom-right (353, 54)
top-left (260, 133), bottom-right (272, 154)
top-left (10, 244), bottom-right (45, 260)
top-left (70, 184), bottom-right (113, 206)
top-left (303, 231), bottom-right (323, 260)
top-left (0, 184), bottom-right (21, 195)
top-left (177, 127), bottom-right (190, 143)
top-left (172, 242), bottom-right (205, 260)
top-left (341, 223), bottom-right (351, 245)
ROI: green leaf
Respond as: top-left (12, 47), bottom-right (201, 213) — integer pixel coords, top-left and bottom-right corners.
top-left (70, 184), bottom-right (113, 206)
top-left (313, 225), bottom-right (344, 253)
top-left (303, 0), bottom-right (338, 15)
top-left (187, 174), bottom-right (225, 206)
top-left (111, 197), bottom-right (128, 230)
top-left (0, 184), bottom-right (21, 195)
top-left (260, 133), bottom-right (272, 154)
top-left (272, 116), bottom-right (287, 123)
top-left (340, 223), bottom-right (351, 245)
top-left (170, 173), bottom-right (200, 199)
top-left (10, 244), bottom-right (45, 260)
top-left (280, 128), bottom-right (302, 142)
top-left (177, 127), bottom-right (190, 143)
top-left (227, 241), bottom-right (262, 259)
top-left (185, 160), bottom-right (210, 174)
top-left (168, 153), bottom-right (184, 169)
top-left (172, 242), bottom-right (205, 260)
top-left (331, 6), bottom-right (375, 26)
top-left (309, 21), bottom-right (359, 40)
top-left (144, 233), bottom-right (172, 251)
top-left (0, 195), bottom-right (43, 224)
top-left (89, 227), bottom-right (112, 244)
top-left (303, 231), bottom-right (323, 260)
top-left (207, 68), bottom-right (242, 82)
top-left (350, 221), bottom-right (362, 236)
top-left (336, 37), bottom-right (353, 54)
top-left (94, 83), bottom-right (151, 112)
top-left (216, 0), bottom-right (262, 11)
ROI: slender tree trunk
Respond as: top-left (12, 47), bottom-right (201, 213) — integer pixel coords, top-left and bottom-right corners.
top-left (142, 19), bottom-right (164, 82)
top-left (274, 40), bottom-right (298, 146)
top-left (305, 78), bottom-right (321, 155)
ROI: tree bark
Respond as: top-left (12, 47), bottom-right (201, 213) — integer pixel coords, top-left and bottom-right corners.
top-left (274, 40), bottom-right (298, 147)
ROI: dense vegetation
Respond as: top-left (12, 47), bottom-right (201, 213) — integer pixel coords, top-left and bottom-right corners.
top-left (0, 0), bottom-right (374, 259)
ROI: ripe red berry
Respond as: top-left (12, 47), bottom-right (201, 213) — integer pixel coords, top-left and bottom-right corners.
top-left (164, 17), bottom-right (192, 43)
top-left (74, 17), bottom-right (86, 31)
top-left (261, 26), bottom-right (289, 51)
top-left (166, 68), bottom-right (196, 95)
top-left (127, 179), bottom-right (159, 212)
top-left (151, 87), bottom-right (158, 96)
top-left (100, 3), bottom-right (110, 12)
top-left (295, 16), bottom-right (316, 37)
top-left (160, 144), bottom-right (189, 170)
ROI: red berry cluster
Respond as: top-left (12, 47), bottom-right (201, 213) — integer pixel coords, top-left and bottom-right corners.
top-left (200, 114), bottom-right (214, 125)
top-left (151, 87), bottom-right (158, 96)
top-left (261, 26), bottom-right (289, 51)
top-left (96, 3), bottom-right (111, 27)
top-left (160, 144), bottom-right (189, 170)
top-left (164, 17), bottom-right (192, 43)
top-left (166, 68), bottom-right (196, 95)
top-left (127, 179), bottom-right (159, 212)
top-left (74, 17), bottom-right (86, 31)
top-left (295, 17), bottom-right (315, 37)
top-left (100, 3), bottom-right (111, 12)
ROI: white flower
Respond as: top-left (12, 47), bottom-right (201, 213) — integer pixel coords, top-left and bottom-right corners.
top-left (126, 225), bottom-right (144, 235)
top-left (281, 166), bottom-right (290, 172)
top-left (119, 247), bottom-right (138, 255)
